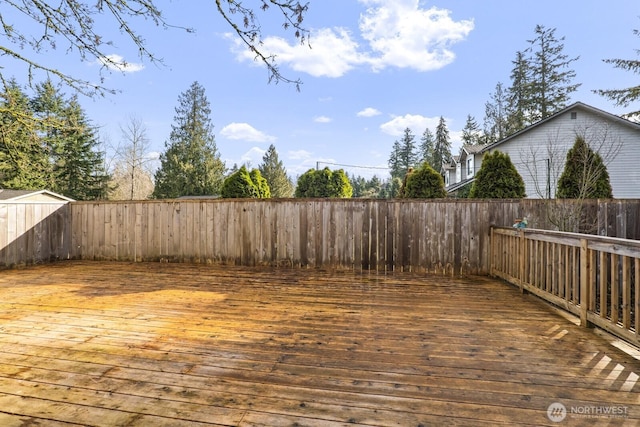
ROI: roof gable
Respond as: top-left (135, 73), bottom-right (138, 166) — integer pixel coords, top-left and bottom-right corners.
top-left (481, 102), bottom-right (640, 153)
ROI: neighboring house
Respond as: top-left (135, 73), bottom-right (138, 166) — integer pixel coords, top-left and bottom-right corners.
top-left (443, 156), bottom-right (458, 188)
top-left (0, 189), bottom-right (74, 203)
top-left (443, 146), bottom-right (482, 196)
top-left (445, 102), bottom-right (640, 198)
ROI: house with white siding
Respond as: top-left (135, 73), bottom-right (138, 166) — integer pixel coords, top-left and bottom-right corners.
top-left (445, 102), bottom-right (640, 198)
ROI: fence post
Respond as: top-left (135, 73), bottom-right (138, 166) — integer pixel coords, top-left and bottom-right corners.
top-left (580, 238), bottom-right (590, 327)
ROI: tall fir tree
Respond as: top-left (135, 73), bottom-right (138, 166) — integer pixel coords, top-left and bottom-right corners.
top-left (0, 79), bottom-right (51, 189)
top-left (461, 114), bottom-right (482, 145)
top-left (258, 144), bottom-right (294, 197)
top-left (30, 80), bottom-right (109, 200)
top-left (484, 82), bottom-right (511, 143)
top-left (595, 26), bottom-right (640, 118)
top-left (419, 128), bottom-right (435, 168)
top-left (526, 25), bottom-right (580, 122)
top-left (153, 81), bottom-right (226, 198)
top-left (433, 117), bottom-right (452, 172)
top-left (54, 98), bottom-right (110, 200)
top-left (388, 128), bottom-right (418, 180)
top-left (506, 51), bottom-right (531, 133)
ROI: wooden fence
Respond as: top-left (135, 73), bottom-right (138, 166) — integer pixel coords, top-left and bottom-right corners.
top-left (70, 199), bottom-right (524, 274)
top-left (2, 198), bottom-right (640, 272)
top-left (490, 226), bottom-right (640, 346)
top-left (0, 202), bottom-right (71, 267)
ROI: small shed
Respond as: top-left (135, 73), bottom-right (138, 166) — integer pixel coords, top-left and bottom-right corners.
top-left (0, 189), bottom-right (74, 203)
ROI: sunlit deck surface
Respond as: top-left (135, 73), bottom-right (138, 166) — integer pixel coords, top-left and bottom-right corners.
top-left (1, 261), bottom-right (640, 426)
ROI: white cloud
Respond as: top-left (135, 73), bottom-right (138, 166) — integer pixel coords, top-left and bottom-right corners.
top-left (314, 116), bottom-right (332, 123)
top-left (288, 150), bottom-right (313, 161)
top-left (227, 0), bottom-right (473, 77)
top-left (359, 0), bottom-right (474, 72)
top-left (357, 107), bottom-right (382, 117)
top-left (240, 147), bottom-right (267, 165)
top-left (98, 54), bottom-right (145, 73)
top-left (380, 114), bottom-right (441, 136)
top-left (228, 28), bottom-right (362, 78)
top-left (220, 122), bottom-right (276, 143)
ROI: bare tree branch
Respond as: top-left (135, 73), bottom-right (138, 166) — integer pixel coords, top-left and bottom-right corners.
top-left (1, 1), bottom-right (308, 96)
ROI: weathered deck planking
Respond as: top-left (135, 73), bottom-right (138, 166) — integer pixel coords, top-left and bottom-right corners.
top-left (0, 261), bottom-right (640, 426)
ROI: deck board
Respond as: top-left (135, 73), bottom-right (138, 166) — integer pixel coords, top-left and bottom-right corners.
top-left (1, 261), bottom-right (639, 426)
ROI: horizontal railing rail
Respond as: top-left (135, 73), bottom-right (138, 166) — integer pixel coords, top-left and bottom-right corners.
top-left (490, 226), bottom-right (640, 347)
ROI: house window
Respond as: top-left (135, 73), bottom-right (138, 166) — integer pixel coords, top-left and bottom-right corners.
top-left (467, 157), bottom-right (474, 176)
top-left (571, 112), bottom-right (577, 119)
top-left (445, 173), bottom-right (450, 186)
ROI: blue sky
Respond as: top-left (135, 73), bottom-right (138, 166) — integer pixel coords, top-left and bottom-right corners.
top-left (5, 0), bottom-right (640, 179)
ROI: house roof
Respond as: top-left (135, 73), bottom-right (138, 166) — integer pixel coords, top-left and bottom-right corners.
top-left (462, 144), bottom-right (485, 154)
top-left (446, 177), bottom-right (475, 192)
top-left (0, 189), bottom-right (74, 202)
top-left (480, 101), bottom-right (640, 154)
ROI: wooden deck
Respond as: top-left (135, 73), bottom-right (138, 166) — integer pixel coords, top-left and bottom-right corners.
top-left (1, 262), bottom-right (639, 426)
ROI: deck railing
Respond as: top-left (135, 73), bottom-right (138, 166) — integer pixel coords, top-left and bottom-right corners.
top-left (490, 226), bottom-right (640, 347)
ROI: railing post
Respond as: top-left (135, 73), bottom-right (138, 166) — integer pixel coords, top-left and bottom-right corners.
top-left (489, 226), bottom-right (494, 276)
top-left (519, 229), bottom-right (525, 293)
top-left (580, 238), bottom-right (590, 327)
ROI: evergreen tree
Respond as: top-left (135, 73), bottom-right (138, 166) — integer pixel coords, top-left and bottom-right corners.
top-left (389, 177), bottom-right (403, 198)
top-left (526, 25), bottom-right (581, 122)
top-left (153, 82), bottom-right (226, 199)
top-left (32, 82), bottom-right (110, 200)
top-left (461, 115), bottom-right (482, 145)
top-left (294, 167), bottom-right (352, 198)
top-left (557, 136), bottom-right (612, 199)
top-left (433, 117), bottom-right (452, 172)
top-left (388, 140), bottom-right (402, 180)
top-left (52, 98), bottom-right (110, 200)
top-left (220, 166), bottom-right (270, 198)
top-left (469, 151), bottom-right (526, 198)
top-left (349, 174), bottom-right (367, 198)
top-left (419, 128), bottom-right (435, 168)
top-left (484, 82), bottom-right (511, 143)
top-left (388, 128), bottom-right (418, 180)
top-left (401, 163), bottom-right (447, 199)
top-left (506, 51), bottom-right (532, 132)
top-left (595, 26), bottom-right (640, 118)
top-left (258, 144), bottom-right (294, 197)
top-left (366, 175), bottom-right (384, 198)
top-left (250, 168), bottom-right (271, 198)
top-left (0, 79), bottom-right (50, 189)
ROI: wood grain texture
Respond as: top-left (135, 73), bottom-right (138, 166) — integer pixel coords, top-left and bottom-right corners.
top-left (1, 261), bottom-right (639, 425)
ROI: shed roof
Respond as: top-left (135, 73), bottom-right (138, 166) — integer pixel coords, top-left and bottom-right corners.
top-left (0, 189), bottom-right (74, 202)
